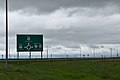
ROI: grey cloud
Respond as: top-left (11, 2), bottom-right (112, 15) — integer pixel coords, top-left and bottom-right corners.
top-left (1, 0), bottom-right (120, 12)
top-left (6, 6), bottom-right (120, 50)
top-left (56, 47), bottom-right (62, 50)
top-left (87, 44), bottom-right (100, 49)
top-left (1, 0), bottom-right (120, 51)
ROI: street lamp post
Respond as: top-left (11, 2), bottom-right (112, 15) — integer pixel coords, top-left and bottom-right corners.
top-left (5, 0), bottom-right (8, 70)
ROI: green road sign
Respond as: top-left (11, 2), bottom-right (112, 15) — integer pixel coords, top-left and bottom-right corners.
top-left (17, 34), bottom-right (43, 52)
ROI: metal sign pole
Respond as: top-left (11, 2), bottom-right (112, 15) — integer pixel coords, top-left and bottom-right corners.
top-left (29, 51), bottom-right (31, 64)
top-left (17, 52), bottom-right (19, 69)
top-left (5, 0), bottom-right (8, 70)
top-left (41, 51), bottom-right (42, 59)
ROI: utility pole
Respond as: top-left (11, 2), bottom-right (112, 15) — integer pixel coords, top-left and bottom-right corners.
top-left (80, 46), bottom-right (81, 58)
top-left (101, 45), bottom-right (104, 58)
top-left (47, 45), bottom-right (48, 58)
top-left (117, 45), bottom-right (119, 57)
top-left (5, 0), bottom-right (8, 70)
top-left (110, 48), bottom-right (112, 58)
top-left (50, 54), bottom-right (52, 62)
top-left (93, 48), bottom-right (95, 58)
top-left (2, 55), bottom-right (3, 59)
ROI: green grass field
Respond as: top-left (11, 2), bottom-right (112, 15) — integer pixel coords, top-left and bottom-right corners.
top-left (0, 58), bottom-right (120, 80)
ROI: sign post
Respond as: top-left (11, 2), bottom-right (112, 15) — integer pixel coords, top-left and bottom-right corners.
top-left (17, 52), bottom-right (19, 69)
top-left (29, 51), bottom-right (31, 64)
top-left (41, 51), bottom-right (42, 59)
top-left (17, 34), bottom-right (43, 65)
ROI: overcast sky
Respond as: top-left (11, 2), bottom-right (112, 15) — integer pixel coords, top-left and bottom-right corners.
top-left (0, 0), bottom-right (120, 56)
